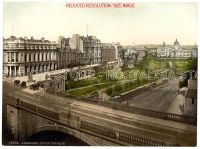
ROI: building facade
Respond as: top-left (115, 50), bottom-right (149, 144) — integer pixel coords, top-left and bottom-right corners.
top-left (69, 34), bottom-right (83, 53)
top-left (57, 36), bottom-right (70, 48)
top-left (57, 35), bottom-right (85, 69)
top-left (59, 34), bottom-right (102, 65)
top-left (58, 47), bottom-right (85, 69)
top-left (157, 39), bottom-right (196, 58)
top-left (81, 35), bottom-right (101, 65)
top-left (123, 48), bottom-right (137, 68)
top-left (184, 80), bottom-right (197, 116)
top-left (3, 34), bottom-right (122, 77)
top-left (3, 36), bottom-right (58, 77)
top-left (101, 43), bottom-right (116, 63)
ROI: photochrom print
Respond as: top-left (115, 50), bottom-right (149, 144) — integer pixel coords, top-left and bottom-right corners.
top-left (2, 1), bottom-right (197, 146)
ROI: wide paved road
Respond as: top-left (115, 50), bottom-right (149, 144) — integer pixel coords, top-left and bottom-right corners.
top-left (122, 79), bottom-right (179, 113)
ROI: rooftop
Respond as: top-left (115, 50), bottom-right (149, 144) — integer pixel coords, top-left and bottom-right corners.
top-left (185, 89), bottom-right (197, 99)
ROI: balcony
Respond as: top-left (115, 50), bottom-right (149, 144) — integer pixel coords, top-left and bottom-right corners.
top-left (3, 46), bottom-right (25, 50)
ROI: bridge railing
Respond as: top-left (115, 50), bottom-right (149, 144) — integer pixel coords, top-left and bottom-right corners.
top-left (13, 98), bottom-right (167, 146)
top-left (18, 100), bottom-right (60, 120)
top-left (46, 90), bottom-right (196, 125)
top-left (80, 120), bottom-right (166, 146)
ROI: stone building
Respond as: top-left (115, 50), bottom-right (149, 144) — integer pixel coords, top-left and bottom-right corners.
top-left (69, 34), bottom-right (83, 53)
top-left (101, 43), bottom-right (116, 63)
top-left (148, 47), bottom-right (157, 56)
top-left (57, 35), bottom-right (85, 69)
top-left (184, 80), bottom-right (197, 116)
top-left (174, 39), bottom-right (191, 58)
top-left (112, 42), bottom-right (122, 60)
top-left (157, 42), bottom-right (175, 57)
top-left (57, 36), bottom-right (70, 48)
top-left (81, 35), bottom-right (101, 65)
top-left (58, 47), bottom-right (85, 69)
top-left (123, 48), bottom-right (137, 68)
top-left (58, 34), bottom-right (101, 66)
top-left (157, 39), bottom-right (196, 58)
top-left (3, 36), bottom-right (58, 77)
top-left (191, 46), bottom-right (198, 58)
top-left (3, 34), bottom-right (124, 77)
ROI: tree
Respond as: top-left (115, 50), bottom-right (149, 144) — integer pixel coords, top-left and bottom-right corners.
top-left (106, 87), bottom-right (113, 95)
top-left (135, 52), bottom-right (139, 64)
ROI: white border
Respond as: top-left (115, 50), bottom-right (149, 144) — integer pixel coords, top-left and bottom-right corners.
top-left (0, 0), bottom-right (199, 149)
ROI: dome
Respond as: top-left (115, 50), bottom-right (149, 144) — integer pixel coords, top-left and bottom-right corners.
top-left (174, 39), bottom-right (180, 45)
top-left (162, 41), bottom-right (166, 47)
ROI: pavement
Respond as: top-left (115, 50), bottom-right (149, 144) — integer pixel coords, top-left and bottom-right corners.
top-left (122, 79), bottom-right (179, 113)
top-left (167, 94), bottom-right (184, 115)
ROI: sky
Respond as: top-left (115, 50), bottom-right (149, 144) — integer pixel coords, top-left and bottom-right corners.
top-left (3, 1), bottom-right (198, 45)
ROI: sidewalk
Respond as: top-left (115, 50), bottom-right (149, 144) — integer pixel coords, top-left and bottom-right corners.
top-left (167, 94), bottom-right (184, 115)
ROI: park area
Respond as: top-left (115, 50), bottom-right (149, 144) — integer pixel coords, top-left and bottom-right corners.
top-left (65, 57), bottom-right (197, 98)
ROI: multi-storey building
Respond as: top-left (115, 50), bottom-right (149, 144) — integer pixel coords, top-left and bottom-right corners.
top-left (57, 35), bottom-right (85, 69)
top-left (3, 34), bottom-right (123, 77)
top-left (157, 42), bottom-right (174, 57)
top-left (81, 35), bottom-right (101, 65)
top-left (3, 36), bottom-right (58, 77)
top-left (123, 48), bottom-right (137, 68)
top-left (58, 34), bottom-right (101, 66)
top-left (112, 42), bottom-right (122, 60)
top-left (157, 39), bottom-right (197, 58)
top-left (191, 46), bottom-right (198, 58)
top-left (57, 36), bottom-right (70, 48)
top-left (58, 47), bottom-right (85, 69)
top-left (69, 34), bottom-right (83, 52)
top-left (101, 43), bottom-right (116, 63)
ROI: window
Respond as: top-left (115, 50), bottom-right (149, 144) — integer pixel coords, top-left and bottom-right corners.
top-left (192, 98), bottom-right (194, 104)
top-left (8, 52), bottom-right (10, 62)
top-left (29, 54), bottom-right (31, 62)
top-left (16, 52), bottom-right (19, 62)
top-left (38, 53), bottom-right (40, 61)
top-left (24, 54), bottom-right (27, 62)
top-left (11, 53), bottom-right (14, 62)
top-left (33, 54), bottom-right (36, 61)
top-left (49, 53), bottom-right (51, 61)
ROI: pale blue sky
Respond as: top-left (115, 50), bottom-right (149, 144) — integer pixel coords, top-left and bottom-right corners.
top-left (3, 2), bottom-right (198, 45)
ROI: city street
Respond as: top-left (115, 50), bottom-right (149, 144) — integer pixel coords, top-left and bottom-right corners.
top-left (122, 79), bottom-right (179, 113)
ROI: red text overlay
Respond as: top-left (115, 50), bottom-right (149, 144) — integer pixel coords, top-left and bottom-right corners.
top-left (66, 3), bottom-right (135, 8)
